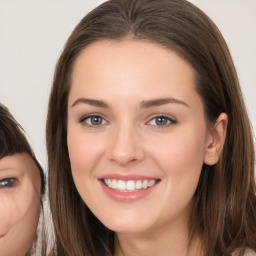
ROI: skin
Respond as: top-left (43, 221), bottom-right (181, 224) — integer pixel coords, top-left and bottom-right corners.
top-left (0, 153), bottom-right (41, 256)
top-left (67, 40), bottom-right (227, 256)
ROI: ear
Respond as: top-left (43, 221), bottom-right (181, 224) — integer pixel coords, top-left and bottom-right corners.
top-left (204, 113), bottom-right (228, 165)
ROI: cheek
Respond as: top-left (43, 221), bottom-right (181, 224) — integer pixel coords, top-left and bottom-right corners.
top-left (0, 195), bottom-right (14, 234)
top-left (0, 182), bottom-right (40, 235)
top-left (145, 129), bottom-right (207, 222)
top-left (148, 126), bottom-right (207, 186)
top-left (68, 129), bottom-right (104, 175)
top-left (67, 127), bottom-right (107, 203)
top-left (0, 197), bottom-right (40, 255)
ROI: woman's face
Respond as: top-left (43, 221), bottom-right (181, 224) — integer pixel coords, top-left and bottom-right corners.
top-left (67, 40), bottom-right (215, 235)
top-left (0, 153), bottom-right (41, 255)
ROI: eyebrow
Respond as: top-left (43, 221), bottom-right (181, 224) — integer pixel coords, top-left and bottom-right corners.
top-left (140, 98), bottom-right (190, 108)
top-left (71, 98), bottom-right (109, 108)
top-left (71, 97), bottom-right (189, 109)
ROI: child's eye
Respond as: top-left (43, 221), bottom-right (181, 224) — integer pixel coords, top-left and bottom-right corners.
top-left (0, 178), bottom-right (18, 188)
top-left (148, 116), bottom-right (176, 127)
top-left (81, 115), bottom-right (107, 126)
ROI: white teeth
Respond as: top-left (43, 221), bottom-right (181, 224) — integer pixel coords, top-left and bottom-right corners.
top-left (104, 179), bottom-right (157, 192)
top-left (127, 180), bottom-right (135, 191)
top-left (135, 180), bottom-right (142, 190)
top-left (148, 180), bottom-right (156, 187)
top-left (117, 180), bottom-right (126, 190)
top-left (142, 180), bottom-right (148, 189)
top-left (112, 179), bottom-right (118, 189)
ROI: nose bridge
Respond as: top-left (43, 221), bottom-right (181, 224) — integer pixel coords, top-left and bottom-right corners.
top-left (108, 118), bottom-right (144, 166)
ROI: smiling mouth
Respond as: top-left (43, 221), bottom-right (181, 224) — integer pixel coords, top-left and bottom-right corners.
top-left (103, 179), bottom-right (160, 192)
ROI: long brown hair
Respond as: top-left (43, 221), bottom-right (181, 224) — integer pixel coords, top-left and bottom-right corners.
top-left (46, 0), bottom-right (256, 255)
top-left (0, 103), bottom-right (47, 255)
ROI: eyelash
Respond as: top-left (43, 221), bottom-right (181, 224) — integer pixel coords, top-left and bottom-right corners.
top-left (0, 178), bottom-right (18, 189)
top-left (80, 114), bottom-right (177, 128)
top-left (80, 114), bottom-right (108, 127)
top-left (147, 115), bottom-right (177, 128)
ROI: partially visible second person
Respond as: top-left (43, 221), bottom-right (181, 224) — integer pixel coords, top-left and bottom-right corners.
top-left (0, 103), bottom-right (46, 256)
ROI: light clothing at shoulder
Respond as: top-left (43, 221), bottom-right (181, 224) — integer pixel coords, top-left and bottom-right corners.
top-left (244, 248), bottom-right (256, 256)
top-left (232, 248), bottom-right (256, 256)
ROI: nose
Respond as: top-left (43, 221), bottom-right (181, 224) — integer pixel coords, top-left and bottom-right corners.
top-left (107, 123), bottom-right (145, 166)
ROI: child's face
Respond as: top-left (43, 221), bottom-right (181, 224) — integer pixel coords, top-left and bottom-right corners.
top-left (0, 153), bottom-right (41, 255)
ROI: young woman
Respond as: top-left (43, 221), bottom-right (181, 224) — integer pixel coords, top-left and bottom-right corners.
top-left (46, 0), bottom-right (256, 255)
top-left (0, 103), bottom-right (46, 256)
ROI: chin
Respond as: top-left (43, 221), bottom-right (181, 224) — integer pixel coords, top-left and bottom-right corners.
top-left (101, 216), bottom-right (152, 234)
top-left (109, 225), bottom-right (148, 234)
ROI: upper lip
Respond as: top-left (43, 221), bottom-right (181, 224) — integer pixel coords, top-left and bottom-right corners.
top-left (98, 174), bottom-right (160, 181)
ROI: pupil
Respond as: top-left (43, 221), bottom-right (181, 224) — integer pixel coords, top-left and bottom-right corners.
top-left (91, 116), bottom-right (102, 125)
top-left (156, 117), bottom-right (167, 125)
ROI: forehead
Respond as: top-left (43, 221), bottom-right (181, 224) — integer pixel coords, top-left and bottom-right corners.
top-left (69, 40), bottom-right (202, 110)
top-left (72, 39), bottom-right (194, 80)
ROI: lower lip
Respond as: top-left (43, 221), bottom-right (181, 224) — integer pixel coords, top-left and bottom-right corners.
top-left (100, 181), bottom-right (159, 202)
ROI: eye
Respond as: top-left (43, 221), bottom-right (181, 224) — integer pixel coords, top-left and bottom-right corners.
top-left (0, 178), bottom-right (18, 189)
top-left (148, 115), bottom-right (176, 127)
top-left (81, 115), bottom-right (107, 126)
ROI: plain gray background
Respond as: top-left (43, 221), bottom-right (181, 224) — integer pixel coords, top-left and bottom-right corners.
top-left (1, 0), bottom-right (256, 172)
